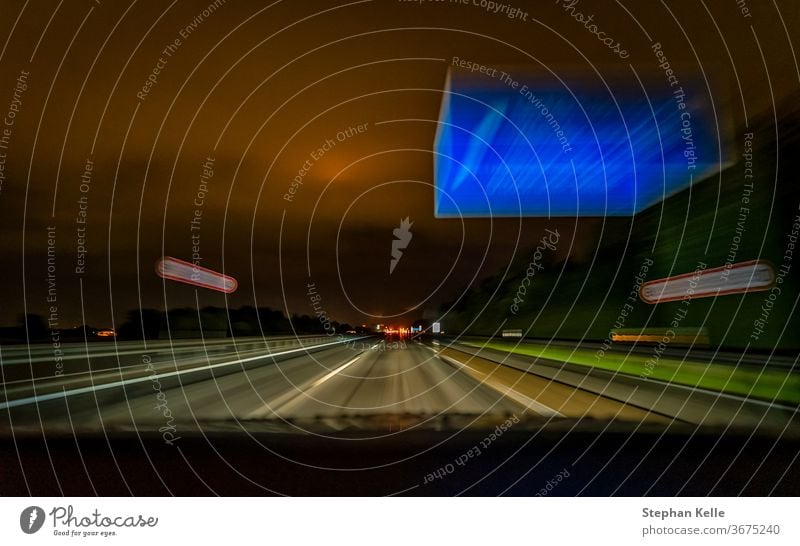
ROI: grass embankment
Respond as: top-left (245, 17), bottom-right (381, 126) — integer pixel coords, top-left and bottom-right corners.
top-left (463, 341), bottom-right (800, 405)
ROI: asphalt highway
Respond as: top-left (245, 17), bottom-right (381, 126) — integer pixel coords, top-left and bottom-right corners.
top-left (0, 337), bottom-right (796, 432)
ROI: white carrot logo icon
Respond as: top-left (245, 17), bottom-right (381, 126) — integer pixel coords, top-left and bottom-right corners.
top-left (389, 217), bottom-right (413, 274)
top-left (28, 508), bottom-right (38, 530)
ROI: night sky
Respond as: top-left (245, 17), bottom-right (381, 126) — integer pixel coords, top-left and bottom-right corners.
top-left (0, 0), bottom-right (797, 328)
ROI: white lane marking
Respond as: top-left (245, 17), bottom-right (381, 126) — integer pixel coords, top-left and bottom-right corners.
top-left (0, 338), bottom-right (363, 411)
top-left (437, 353), bottom-right (564, 418)
top-left (309, 354), bottom-right (363, 389)
top-left (246, 352), bottom-right (367, 419)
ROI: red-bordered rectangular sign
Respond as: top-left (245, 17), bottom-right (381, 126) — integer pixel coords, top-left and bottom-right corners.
top-left (639, 259), bottom-right (775, 304)
top-left (155, 256), bottom-right (238, 294)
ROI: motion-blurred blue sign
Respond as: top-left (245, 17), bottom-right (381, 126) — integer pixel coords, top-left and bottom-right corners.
top-left (434, 64), bottom-right (728, 217)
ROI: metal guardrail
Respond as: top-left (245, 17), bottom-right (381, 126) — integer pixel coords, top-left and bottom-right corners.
top-left (0, 336), bottom-right (369, 410)
top-left (0, 335), bottom-right (355, 383)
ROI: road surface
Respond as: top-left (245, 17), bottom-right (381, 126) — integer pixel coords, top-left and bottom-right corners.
top-left (0, 336), bottom-right (796, 432)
